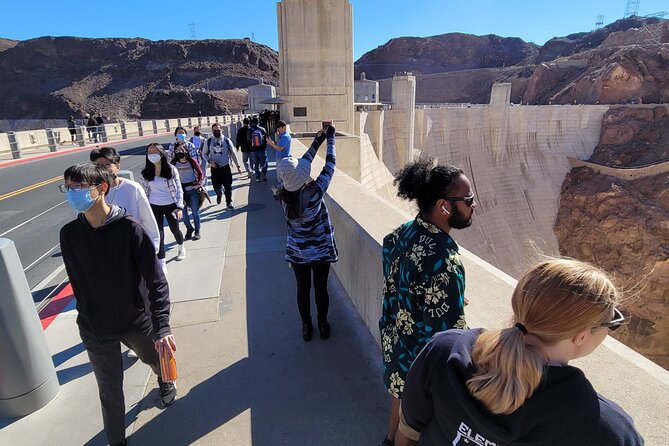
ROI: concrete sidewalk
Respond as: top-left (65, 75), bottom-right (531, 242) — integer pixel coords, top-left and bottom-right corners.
top-left (0, 166), bottom-right (389, 445)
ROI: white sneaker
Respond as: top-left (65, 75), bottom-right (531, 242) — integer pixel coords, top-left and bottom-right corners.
top-left (177, 244), bottom-right (186, 261)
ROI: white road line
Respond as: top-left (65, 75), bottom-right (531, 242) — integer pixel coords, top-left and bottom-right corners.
top-left (0, 200), bottom-right (67, 237)
top-left (31, 263), bottom-right (66, 293)
top-left (23, 242), bottom-right (60, 272)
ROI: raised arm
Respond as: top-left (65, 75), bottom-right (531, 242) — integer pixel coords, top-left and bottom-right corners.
top-left (315, 125), bottom-right (336, 193)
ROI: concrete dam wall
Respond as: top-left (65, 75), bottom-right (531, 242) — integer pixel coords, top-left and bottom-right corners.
top-left (361, 103), bottom-right (611, 278)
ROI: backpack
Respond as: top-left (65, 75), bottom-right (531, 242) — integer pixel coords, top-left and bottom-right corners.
top-left (250, 127), bottom-right (264, 148)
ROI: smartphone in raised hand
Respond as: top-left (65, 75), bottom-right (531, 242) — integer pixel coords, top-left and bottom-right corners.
top-left (322, 119), bottom-right (332, 129)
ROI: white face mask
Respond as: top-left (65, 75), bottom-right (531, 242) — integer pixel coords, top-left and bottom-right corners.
top-left (148, 154), bottom-right (162, 164)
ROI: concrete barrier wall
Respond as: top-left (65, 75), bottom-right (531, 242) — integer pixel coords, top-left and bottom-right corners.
top-left (13, 129), bottom-right (50, 151)
top-left (291, 137), bottom-right (669, 443)
top-left (0, 114), bottom-right (250, 160)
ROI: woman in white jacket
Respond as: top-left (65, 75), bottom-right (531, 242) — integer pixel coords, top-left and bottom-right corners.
top-left (140, 143), bottom-right (186, 264)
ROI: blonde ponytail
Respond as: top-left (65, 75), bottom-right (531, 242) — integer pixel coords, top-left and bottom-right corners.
top-left (467, 328), bottom-right (545, 414)
top-left (466, 258), bottom-right (620, 415)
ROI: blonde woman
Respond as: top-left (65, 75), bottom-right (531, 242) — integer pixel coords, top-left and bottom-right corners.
top-left (396, 258), bottom-right (643, 446)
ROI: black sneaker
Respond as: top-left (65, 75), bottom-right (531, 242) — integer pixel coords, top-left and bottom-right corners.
top-left (226, 202), bottom-right (234, 210)
top-left (159, 380), bottom-right (177, 407)
top-left (216, 193), bottom-right (222, 205)
top-left (262, 174), bottom-right (268, 182)
top-left (380, 438), bottom-right (394, 446)
top-left (318, 319), bottom-right (331, 340)
top-left (184, 229), bottom-right (193, 240)
top-left (192, 232), bottom-right (201, 241)
top-left (302, 321), bottom-right (313, 342)
top-left (256, 177), bottom-right (261, 183)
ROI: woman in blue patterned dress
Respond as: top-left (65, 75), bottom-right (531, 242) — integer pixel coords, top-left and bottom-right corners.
top-left (276, 125), bottom-right (337, 342)
top-left (379, 160), bottom-right (477, 446)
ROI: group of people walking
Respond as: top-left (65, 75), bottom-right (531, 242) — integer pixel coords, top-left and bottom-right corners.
top-left (57, 116), bottom-right (643, 446)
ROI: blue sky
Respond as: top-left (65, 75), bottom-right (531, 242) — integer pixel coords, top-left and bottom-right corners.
top-left (2, 0), bottom-right (667, 59)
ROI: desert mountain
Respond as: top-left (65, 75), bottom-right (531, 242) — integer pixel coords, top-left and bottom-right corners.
top-left (0, 37), bottom-right (278, 120)
top-left (360, 17), bottom-right (669, 105)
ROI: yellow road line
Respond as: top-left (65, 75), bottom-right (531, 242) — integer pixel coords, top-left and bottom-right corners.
top-left (0, 176), bottom-right (62, 202)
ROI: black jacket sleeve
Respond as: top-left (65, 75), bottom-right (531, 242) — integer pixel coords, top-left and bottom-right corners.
top-left (597, 396), bottom-right (644, 445)
top-left (132, 222), bottom-right (171, 339)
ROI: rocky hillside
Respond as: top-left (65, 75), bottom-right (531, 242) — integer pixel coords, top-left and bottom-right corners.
top-left (0, 38), bottom-right (17, 52)
top-left (355, 33), bottom-right (538, 80)
top-left (555, 106), bottom-right (669, 369)
top-left (363, 17), bottom-right (669, 105)
top-left (0, 37), bottom-right (279, 120)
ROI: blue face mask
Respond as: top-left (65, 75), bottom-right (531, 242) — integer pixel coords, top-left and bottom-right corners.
top-left (176, 134), bottom-right (186, 142)
top-left (66, 188), bottom-right (97, 213)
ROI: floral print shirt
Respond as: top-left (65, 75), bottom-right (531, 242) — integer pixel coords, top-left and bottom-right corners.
top-left (379, 215), bottom-right (467, 398)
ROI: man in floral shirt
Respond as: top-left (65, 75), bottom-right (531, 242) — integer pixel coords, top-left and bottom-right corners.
top-left (379, 160), bottom-right (476, 446)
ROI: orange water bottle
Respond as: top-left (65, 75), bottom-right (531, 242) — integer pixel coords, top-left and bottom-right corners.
top-left (159, 346), bottom-right (178, 382)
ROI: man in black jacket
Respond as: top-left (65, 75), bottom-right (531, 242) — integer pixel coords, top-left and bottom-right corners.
top-left (236, 117), bottom-right (253, 178)
top-left (59, 162), bottom-right (177, 446)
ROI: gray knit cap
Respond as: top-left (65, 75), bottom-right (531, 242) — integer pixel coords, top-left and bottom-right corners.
top-left (277, 156), bottom-right (311, 192)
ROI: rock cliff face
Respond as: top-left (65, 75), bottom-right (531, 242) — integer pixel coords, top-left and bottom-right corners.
top-left (555, 106), bottom-right (669, 368)
top-left (355, 33), bottom-right (538, 80)
top-left (0, 37), bottom-right (278, 119)
top-left (0, 38), bottom-right (17, 52)
top-left (364, 18), bottom-right (669, 106)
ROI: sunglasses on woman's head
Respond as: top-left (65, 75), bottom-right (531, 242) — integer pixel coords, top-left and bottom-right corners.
top-left (600, 307), bottom-right (627, 331)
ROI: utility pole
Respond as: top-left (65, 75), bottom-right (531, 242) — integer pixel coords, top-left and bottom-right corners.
top-left (624, 0), bottom-right (640, 18)
top-left (595, 14), bottom-right (604, 30)
top-left (188, 22), bottom-right (197, 39)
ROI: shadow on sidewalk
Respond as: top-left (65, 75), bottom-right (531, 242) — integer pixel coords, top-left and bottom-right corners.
top-left (127, 168), bottom-right (389, 445)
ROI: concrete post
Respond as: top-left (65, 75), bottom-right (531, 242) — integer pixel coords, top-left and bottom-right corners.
top-left (206, 117), bottom-right (211, 126)
top-left (187, 118), bottom-right (192, 128)
top-left (45, 129), bottom-right (58, 152)
top-left (165, 119), bottom-right (170, 133)
top-left (98, 125), bottom-right (108, 143)
top-left (391, 74), bottom-right (417, 166)
top-left (177, 118), bottom-right (182, 128)
top-left (75, 126), bottom-right (86, 147)
top-left (152, 120), bottom-right (158, 135)
top-left (197, 117), bottom-right (202, 127)
top-left (7, 132), bottom-right (21, 159)
top-left (137, 121), bottom-right (144, 137)
top-left (120, 122), bottom-right (128, 140)
top-left (0, 239), bottom-right (60, 417)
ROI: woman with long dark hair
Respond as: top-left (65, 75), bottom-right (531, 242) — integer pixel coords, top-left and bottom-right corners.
top-left (140, 143), bottom-right (186, 266)
top-left (275, 125), bottom-right (337, 341)
top-left (171, 142), bottom-right (204, 241)
top-left (396, 258), bottom-right (643, 446)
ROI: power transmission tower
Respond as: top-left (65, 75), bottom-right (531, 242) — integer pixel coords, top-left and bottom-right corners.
top-left (595, 14), bottom-right (604, 30)
top-left (624, 0), bottom-right (640, 18)
top-left (188, 23), bottom-right (197, 39)
top-left (251, 33), bottom-right (255, 42)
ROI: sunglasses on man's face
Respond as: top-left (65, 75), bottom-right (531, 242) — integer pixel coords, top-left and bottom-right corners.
top-left (443, 193), bottom-right (475, 207)
top-left (58, 183), bottom-right (95, 193)
top-left (600, 307), bottom-right (627, 331)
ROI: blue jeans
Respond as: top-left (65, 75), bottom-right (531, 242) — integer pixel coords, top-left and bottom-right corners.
top-left (250, 151), bottom-right (267, 177)
top-left (182, 188), bottom-right (201, 232)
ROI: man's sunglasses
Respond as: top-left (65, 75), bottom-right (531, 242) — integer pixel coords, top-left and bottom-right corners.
top-left (600, 307), bottom-right (627, 331)
top-left (443, 193), bottom-right (475, 207)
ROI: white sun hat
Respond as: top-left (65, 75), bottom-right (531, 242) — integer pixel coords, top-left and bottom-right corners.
top-left (277, 156), bottom-right (312, 192)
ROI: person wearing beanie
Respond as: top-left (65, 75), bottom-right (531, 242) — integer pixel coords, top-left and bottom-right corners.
top-left (275, 124), bottom-right (337, 342)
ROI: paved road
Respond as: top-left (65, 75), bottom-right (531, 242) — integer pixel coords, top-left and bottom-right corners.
top-left (0, 135), bottom-right (176, 307)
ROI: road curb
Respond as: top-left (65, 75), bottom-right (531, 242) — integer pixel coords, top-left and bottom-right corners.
top-left (0, 132), bottom-right (172, 168)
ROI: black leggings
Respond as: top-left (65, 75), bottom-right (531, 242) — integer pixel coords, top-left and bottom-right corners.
top-left (291, 262), bottom-right (331, 324)
top-left (150, 203), bottom-right (184, 259)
